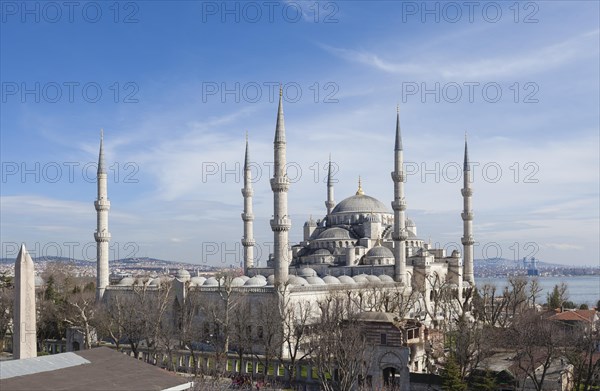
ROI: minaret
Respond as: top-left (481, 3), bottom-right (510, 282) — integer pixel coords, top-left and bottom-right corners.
top-left (270, 87), bottom-right (291, 285)
top-left (325, 154), bottom-right (335, 219)
top-left (241, 133), bottom-right (255, 274)
top-left (391, 107), bottom-right (408, 284)
top-left (13, 244), bottom-right (36, 359)
top-left (95, 130), bottom-right (111, 301)
top-left (461, 134), bottom-right (475, 285)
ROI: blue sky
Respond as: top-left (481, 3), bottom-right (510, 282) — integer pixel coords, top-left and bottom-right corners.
top-left (1, 1), bottom-right (599, 267)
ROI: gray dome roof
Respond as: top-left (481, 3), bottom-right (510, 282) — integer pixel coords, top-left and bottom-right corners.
top-left (288, 276), bottom-right (309, 286)
top-left (406, 218), bottom-right (416, 227)
top-left (338, 275), bottom-right (356, 284)
top-left (314, 248), bottom-right (332, 255)
top-left (267, 275), bottom-right (275, 285)
top-left (231, 277), bottom-right (246, 287)
top-left (203, 277), bottom-right (220, 286)
top-left (298, 267), bottom-right (317, 278)
top-left (306, 276), bottom-right (326, 285)
top-left (353, 275), bottom-right (368, 283)
top-left (176, 269), bottom-right (191, 279)
top-left (244, 276), bottom-right (267, 286)
top-left (379, 274), bottom-right (394, 282)
top-left (331, 194), bottom-right (391, 215)
top-left (34, 276), bottom-right (44, 287)
top-left (366, 246), bottom-right (394, 258)
top-left (190, 276), bottom-right (206, 286)
top-left (365, 275), bottom-right (381, 283)
top-left (318, 227), bottom-right (352, 240)
top-left (118, 277), bottom-right (135, 286)
top-left (323, 275), bottom-right (341, 284)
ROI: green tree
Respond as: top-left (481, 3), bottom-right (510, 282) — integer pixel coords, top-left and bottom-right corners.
top-left (441, 354), bottom-right (468, 391)
top-left (579, 303), bottom-right (589, 310)
top-left (470, 369), bottom-right (497, 391)
top-left (547, 283), bottom-right (568, 309)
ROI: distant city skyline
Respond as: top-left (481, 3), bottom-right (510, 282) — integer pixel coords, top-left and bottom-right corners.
top-left (1, 1), bottom-right (598, 267)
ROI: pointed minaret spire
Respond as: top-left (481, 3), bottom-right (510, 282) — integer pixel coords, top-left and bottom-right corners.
top-left (325, 154), bottom-right (335, 218)
top-left (270, 92), bottom-right (291, 285)
top-left (463, 131), bottom-right (470, 171)
top-left (395, 105), bottom-right (403, 151)
top-left (274, 84), bottom-right (286, 144)
top-left (98, 129), bottom-right (105, 174)
top-left (391, 108), bottom-right (408, 284)
top-left (461, 133), bottom-right (475, 285)
top-left (241, 132), bottom-right (255, 273)
top-left (13, 244), bottom-right (37, 359)
top-left (94, 130), bottom-right (111, 301)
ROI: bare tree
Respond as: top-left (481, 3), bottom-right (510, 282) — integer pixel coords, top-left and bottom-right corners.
top-left (308, 294), bottom-right (372, 391)
top-left (507, 310), bottom-right (567, 391)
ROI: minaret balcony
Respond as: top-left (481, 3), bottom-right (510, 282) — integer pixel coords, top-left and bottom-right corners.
top-left (94, 231), bottom-right (111, 242)
top-left (241, 238), bottom-right (256, 247)
top-left (391, 199), bottom-right (407, 211)
top-left (392, 230), bottom-right (409, 241)
top-left (461, 212), bottom-right (474, 221)
top-left (461, 235), bottom-right (475, 245)
top-left (270, 217), bottom-right (292, 231)
top-left (241, 212), bottom-right (254, 221)
top-left (461, 188), bottom-right (473, 197)
top-left (241, 188), bottom-right (254, 197)
top-left (391, 171), bottom-right (406, 182)
top-left (325, 201), bottom-right (335, 209)
top-left (270, 177), bottom-right (290, 192)
top-left (94, 199), bottom-right (111, 210)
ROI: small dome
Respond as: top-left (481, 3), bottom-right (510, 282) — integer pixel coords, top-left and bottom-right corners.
top-left (244, 276), bottom-right (267, 287)
top-left (176, 269), bottom-right (191, 279)
top-left (379, 275), bottom-right (394, 282)
top-left (353, 275), bottom-right (369, 283)
top-left (267, 275), bottom-right (275, 285)
top-left (313, 249), bottom-right (332, 256)
top-left (451, 250), bottom-right (461, 258)
top-left (231, 277), bottom-right (246, 287)
top-left (287, 276), bottom-right (309, 286)
top-left (365, 275), bottom-right (381, 283)
top-left (203, 277), bottom-right (219, 286)
top-left (306, 276), bottom-right (326, 285)
top-left (239, 275), bottom-right (250, 282)
top-left (189, 276), bottom-right (206, 286)
top-left (298, 267), bottom-right (317, 278)
top-left (323, 275), bottom-right (341, 284)
top-left (366, 246), bottom-right (394, 258)
top-left (338, 275), bottom-right (356, 284)
top-left (118, 277), bottom-right (135, 286)
top-left (34, 276), bottom-right (45, 287)
top-left (318, 227), bottom-right (352, 240)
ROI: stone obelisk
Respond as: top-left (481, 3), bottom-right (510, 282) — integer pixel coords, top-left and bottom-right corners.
top-left (13, 244), bottom-right (37, 359)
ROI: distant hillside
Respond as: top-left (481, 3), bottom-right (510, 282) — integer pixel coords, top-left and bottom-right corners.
top-left (474, 257), bottom-right (567, 268)
top-left (0, 256), bottom-right (214, 270)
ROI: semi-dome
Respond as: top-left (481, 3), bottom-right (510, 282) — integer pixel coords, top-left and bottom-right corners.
top-left (366, 245), bottom-right (394, 258)
top-left (338, 275), bottom-right (356, 284)
top-left (331, 194), bottom-right (391, 215)
top-left (318, 227), bottom-right (352, 240)
top-left (406, 218), bottom-right (416, 227)
top-left (267, 275), bottom-right (275, 285)
top-left (313, 248), bottom-right (332, 255)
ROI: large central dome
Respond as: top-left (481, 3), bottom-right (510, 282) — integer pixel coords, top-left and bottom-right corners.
top-left (331, 194), bottom-right (391, 215)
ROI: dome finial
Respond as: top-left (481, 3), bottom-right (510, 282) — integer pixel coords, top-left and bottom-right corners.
top-left (356, 176), bottom-right (364, 196)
